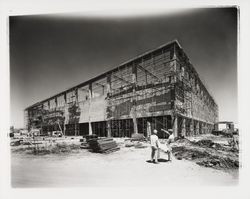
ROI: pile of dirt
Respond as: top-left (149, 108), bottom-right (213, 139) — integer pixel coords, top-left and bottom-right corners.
top-left (196, 157), bottom-right (239, 169)
top-left (195, 139), bottom-right (214, 147)
top-left (194, 139), bottom-right (227, 151)
top-left (172, 146), bottom-right (210, 160)
top-left (172, 138), bottom-right (239, 170)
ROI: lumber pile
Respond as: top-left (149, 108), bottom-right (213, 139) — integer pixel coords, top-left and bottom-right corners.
top-left (85, 134), bottom-right (98, 141)
top-left (88, 138), bottom-right (120, 153)
top-left (80, 134), bottom-right (98, 149)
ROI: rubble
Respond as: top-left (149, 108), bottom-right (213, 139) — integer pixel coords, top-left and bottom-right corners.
top-left (196, 157), bottom-right (239, 169)
top-left (171, 136), bottom-right (239, 170)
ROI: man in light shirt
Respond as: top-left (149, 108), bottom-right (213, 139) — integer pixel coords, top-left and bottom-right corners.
top-left (161, 128), bottom-right (174, 161)
top-left (150, 129), bottom-right (160, 164)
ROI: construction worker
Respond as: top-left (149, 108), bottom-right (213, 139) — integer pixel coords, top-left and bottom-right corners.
top-left (161, 128), bottom-right (174, 161)
top-left (150, 129), bottom-right (160, 164)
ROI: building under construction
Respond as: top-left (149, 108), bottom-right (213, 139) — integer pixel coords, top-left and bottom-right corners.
top-left (24, 40), bottom-right (218, 138)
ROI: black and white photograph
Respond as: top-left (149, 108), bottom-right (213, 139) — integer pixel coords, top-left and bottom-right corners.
top-left (8, 7), bottom-right (240, 187)
top-left (1, 1), bottom-right (250, 198)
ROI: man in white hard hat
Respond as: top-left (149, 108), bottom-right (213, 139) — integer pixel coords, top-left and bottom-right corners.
top-left (150, 129), bottom-right (160, 164)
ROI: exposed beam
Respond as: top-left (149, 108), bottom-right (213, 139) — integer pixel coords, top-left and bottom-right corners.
top-left (94, 82), bottom-right (105, 87)
top-left (137, 64), bottom-right (161, 82)
top-left (109, 82), bottom-right (170, 98)
top-left (112, 74), bottom-right (132, 85)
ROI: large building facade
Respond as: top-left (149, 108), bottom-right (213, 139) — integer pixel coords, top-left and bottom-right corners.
top-left (25, 40), bottom-right (218, 138)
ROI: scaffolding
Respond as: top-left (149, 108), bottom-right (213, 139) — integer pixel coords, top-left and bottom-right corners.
top-left (106, 47), bottom-right (177, 137)
top-left (25, 40), bottom-right (218, 138)
top-left (105, 46), bottom-right (198, 138)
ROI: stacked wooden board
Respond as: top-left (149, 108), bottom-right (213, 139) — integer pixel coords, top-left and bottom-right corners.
top-left (88, 138), bottom-right (120, 153)
top-left (80, 134), bottom-right (98, 149)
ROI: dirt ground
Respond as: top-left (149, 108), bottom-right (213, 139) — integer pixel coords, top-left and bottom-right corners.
top-left (11, 136), bottom-right (239, 187)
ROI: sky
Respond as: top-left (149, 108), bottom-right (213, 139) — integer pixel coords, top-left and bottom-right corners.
top-left (9, 8), bottom-right (238, 128)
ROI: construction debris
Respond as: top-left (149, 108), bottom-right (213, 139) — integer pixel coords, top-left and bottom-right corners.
top-left (196, 157), bottom-right (239, 169)
top-left (10, 140), bottom-right (22, 146)
top-left (172, 136), bottom-right (239, 170)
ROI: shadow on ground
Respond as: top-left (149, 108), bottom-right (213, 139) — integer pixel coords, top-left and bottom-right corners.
top-left (146, 158), bottom-right (170, 163)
